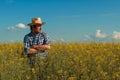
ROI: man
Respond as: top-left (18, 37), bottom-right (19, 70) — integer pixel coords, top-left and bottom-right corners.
top-left (23, 17), bottom-right (50, 68)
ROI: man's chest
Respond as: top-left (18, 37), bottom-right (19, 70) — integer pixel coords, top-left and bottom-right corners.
top-left (29, 35), bottom-right (44, 46)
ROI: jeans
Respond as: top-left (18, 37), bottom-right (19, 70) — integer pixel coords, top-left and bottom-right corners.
top-left (27, 52), bottom-right (48, 80)
top-left (27, 52), bottom-right (48, 68)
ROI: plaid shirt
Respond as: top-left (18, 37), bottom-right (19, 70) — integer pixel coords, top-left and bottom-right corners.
top-left (23, 32), bottom-right (50, 53)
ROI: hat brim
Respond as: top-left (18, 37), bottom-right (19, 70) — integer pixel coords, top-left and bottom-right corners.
top-left (28, 22), bottom-right (46, 26)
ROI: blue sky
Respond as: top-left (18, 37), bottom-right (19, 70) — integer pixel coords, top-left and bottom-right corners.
top-left (0, 0), bottom-right (120, 42)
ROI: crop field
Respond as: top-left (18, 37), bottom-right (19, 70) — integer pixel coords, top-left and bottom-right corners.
top-left (0, 42), bottom-right (120, 80)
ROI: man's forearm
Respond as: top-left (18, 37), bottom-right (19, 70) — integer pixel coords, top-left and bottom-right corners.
top-left (32, 45), bottom-right (50, 51)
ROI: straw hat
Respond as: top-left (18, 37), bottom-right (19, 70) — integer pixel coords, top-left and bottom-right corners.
top-left (28, 17), bottom-right (46, 26)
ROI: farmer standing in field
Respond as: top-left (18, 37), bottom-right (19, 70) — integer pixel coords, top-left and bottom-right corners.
top-left (23, 17), bottom-right (51, 68)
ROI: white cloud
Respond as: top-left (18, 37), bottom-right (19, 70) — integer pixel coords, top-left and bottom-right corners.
top-left (113, 31), bottom-right (120, 39)
top-left (16, 23), bottom-right (26, 29)
top-left (84, 30), bottom-right (120, 42)
top-left (7, 23), bottom-right (27, 30)
top-left (84, 35), bottom-right (91, 39)
top-left (96, 29), bottom-right (107, 38)
top-left (7, 26), bottom-right (15, 30)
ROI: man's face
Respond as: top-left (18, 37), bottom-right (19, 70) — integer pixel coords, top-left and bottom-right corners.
top-left (31, 24), bottom-right (42, 34)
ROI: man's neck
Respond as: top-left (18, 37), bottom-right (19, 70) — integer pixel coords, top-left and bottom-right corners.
top-left (31, 31), bottom-right (41, 35)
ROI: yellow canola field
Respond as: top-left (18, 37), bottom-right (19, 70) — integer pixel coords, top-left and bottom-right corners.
top-left (0, 42), bottom-right (120, 80)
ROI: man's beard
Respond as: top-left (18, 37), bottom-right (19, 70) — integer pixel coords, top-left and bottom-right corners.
top-left (34, 29), bottom-right (41, 34)
top-left (34, 30), bottom-right (41, 34)
top-left (32, 28), bottom-right (41, 34)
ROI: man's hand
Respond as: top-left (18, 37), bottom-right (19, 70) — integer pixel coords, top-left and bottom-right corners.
top-left (27, 48), bottom-right (38, 54)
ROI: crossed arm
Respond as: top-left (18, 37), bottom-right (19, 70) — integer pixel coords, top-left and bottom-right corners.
top-left (27, 44), bottom-right (50, 54)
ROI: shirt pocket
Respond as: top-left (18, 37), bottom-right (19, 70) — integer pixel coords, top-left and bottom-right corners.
top-left (38, 36), bottom-right (44, 45)
top-left (29, 37), bottom-right (34, 46)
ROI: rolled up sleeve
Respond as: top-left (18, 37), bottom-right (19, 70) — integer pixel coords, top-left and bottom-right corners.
top-left (43, 33), bottom-right (50, 45)
top-left (23, 35), bottom-right (30, 53)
